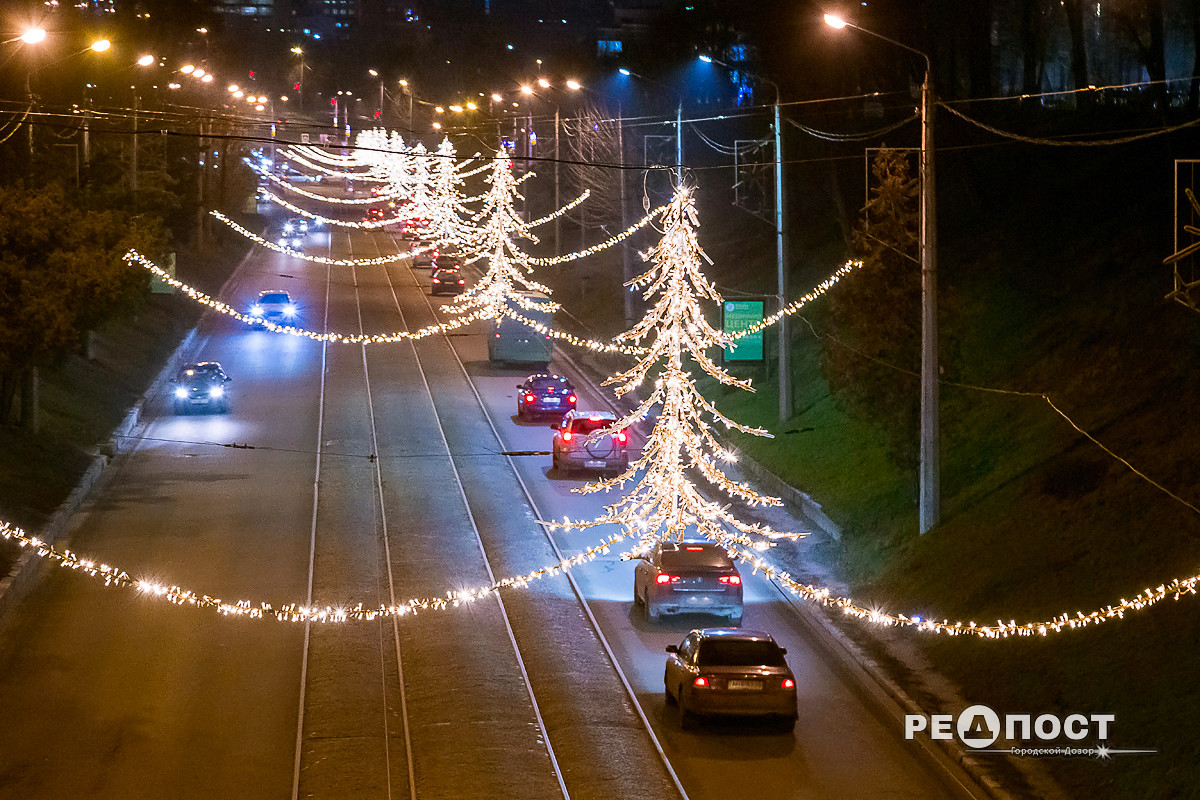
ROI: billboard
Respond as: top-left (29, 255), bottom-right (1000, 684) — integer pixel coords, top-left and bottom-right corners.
top-left (722, 300), bottom-right (764, 361)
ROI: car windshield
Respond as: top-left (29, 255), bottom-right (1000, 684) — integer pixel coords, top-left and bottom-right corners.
top-left (697, 640), bottom-right (787, 668)
top-left (570, 418), bottom-right (614, 435)
top-left (259, 293), bottom-right (290, 304)
top-left (661, 546), bottom-right (734, 570)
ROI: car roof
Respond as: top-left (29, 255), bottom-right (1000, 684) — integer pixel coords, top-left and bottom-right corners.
top-left (692, 628), bottom-right (777, 644)
top-left (525, 373), bottom-right (567, 382)
top-left (257, 289), bottom-right (291, 299)
top-left (567, 410), bottom-right (615, 421)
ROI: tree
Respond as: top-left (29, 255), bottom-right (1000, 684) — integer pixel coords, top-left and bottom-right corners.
top-left (0, 184), bottom-right (164, 425)
top-left (821, 148), bottom-right (922, 476)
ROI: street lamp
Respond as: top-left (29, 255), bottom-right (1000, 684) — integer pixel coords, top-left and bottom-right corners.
top-left (398, 78), bottom-right (413, 131)
top-left (825, 12), bottom-right (940, 534)
top-left (617, 67), bottom-right (682, 184)
top-left (369, 68), bottom-right (384, 121)
top-left (699, 52), bottom-right (791, 423)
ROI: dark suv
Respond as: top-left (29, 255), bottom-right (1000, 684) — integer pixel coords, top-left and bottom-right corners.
top-left (171, 361), bottom-right (231, 414)
top-left (516, 373), bottom-right (576, 419)
top-left (431, 266), bottom-right (466, 295)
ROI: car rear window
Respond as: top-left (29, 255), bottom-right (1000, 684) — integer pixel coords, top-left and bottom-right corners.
top-left (434, 257), bottom-right (460, 269)
top-left (531, 377), bottom-right (566, 390)
top-left (569, 418), bottom-right (614, 434)
top-left (661, 546), bottom-right (734, 570)
top-left (259, 293), bottom-right (290, 304)
top-left (697, 640), bottom-right (786, 668)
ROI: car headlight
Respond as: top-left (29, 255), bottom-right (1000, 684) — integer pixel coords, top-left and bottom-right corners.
top-left (208, 386), bottom-right (224, 398)
top-left (250, 304), bottom-right (264, 316)
top-left (283, 304), bottom-right (298, 317)
top-left (277, 238), bottom-right (288, 246)
top-left (283, 223), bottom-right (294, 233)
top-left (174, 387), bottom-right (189, 399)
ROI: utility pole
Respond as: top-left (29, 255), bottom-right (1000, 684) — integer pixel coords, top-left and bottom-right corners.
top-left (773, 96), bottom-right (789, 421)
top-left (554, 107), bottom-right (561, 255)
top-left (619, 108), bottom-right (633, 328)
top-left (131, 92), bottom-right (139, 192)
top-left (675, 102), bottom-right (683, 185)
top-left (918, 68), bottom-right (939, 534)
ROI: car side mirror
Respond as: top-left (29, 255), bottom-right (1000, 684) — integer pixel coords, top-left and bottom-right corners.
top-left (549, 425), bottom-right (559, 430)
top-left (779, 648), bottom-right (787, 655)
top-left (665, 645), bottom-right (679, 654)
top-left (516, 385), bottom-right (524, 390)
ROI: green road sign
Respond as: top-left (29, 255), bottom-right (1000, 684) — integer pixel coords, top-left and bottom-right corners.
top-left (723, 300), bottom-right (764, 361)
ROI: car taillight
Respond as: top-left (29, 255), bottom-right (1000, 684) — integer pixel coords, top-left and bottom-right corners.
top-left (432, 278), bottom-right (441, 284)
top-left (457, 279), bottom-right (465, 284)
top-left (693, 676), bottom-right (709, 688)
top-left (567, 395), bottom-right (576, 403)
top-left (616, 431), bottom-right (628, 444)
top-left (718, 575), bottom-right (741, 586)
top-left (656, 574), bottom-right (679, 585)
top-left (782, 678), bottom-right (795, 689)
top-left (524, 394), bottom-right (536, 403)
top-left (561, 431), bottom-right (572, 442)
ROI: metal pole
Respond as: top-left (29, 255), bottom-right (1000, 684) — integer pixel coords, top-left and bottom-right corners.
top-left (774, 96), bottom-right (789, 421)
top-left (131, 93), bottom-right (138, 192)
top-left (918, 67), bottom-right (940, 534)
top-left (554, 107), bottom-right (561, 255)
top-left (82, 104), bottom-right (90, 170)
top-left (25, 70), bottom-right (34, 171)
top-left (675, 102), bottom-right (683, 184)
top-left (619, 107), bottom-right (632, 328)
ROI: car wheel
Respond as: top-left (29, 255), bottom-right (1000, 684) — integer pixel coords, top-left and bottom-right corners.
top-left (517, 406), bottom-right (525, 420)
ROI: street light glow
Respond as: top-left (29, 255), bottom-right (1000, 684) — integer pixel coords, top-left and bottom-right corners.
top-left (20, 28), bottom-right (47, 44)
top-left (290, 47), bottom-right (302, 54)
top-left (432, 121), bottom-right (442, 130)
top-left (368, 69), bottom-right (378, 77)
top-left (566, 79), bottom-right (581, 90)
top-left (227, 84), bottom-right (239, 93)
top-left (698, 54), bottom-right (712, 63)
top-left (399, 78), bottom-right (408, 87)
top-left (449, 104), bottom-right (463, 112)
top-left (90, 39), bottom-right (111, 53)
top-left (201, 74), bottom-right (213, 83)
top-left (233, 90), bottom-right (244, 99)
top-left (491, 92), bottom-right (502, 102)
top-left (466, 101), bottom-right (477, 110)
top-left (193, 68), bottom-right (206, 78)
top-left (180, 64), bottom-right (195, 74)
top-left (823, 13), bottom-right (848, 28)
top-left (520, 85), bottom-right (533, 95)
top-left (537, 77), bottom-right (550, 89)
top-left (618, 68), bottom-right (631, 76)
top-left (137, 54), bottom-right (155, 66)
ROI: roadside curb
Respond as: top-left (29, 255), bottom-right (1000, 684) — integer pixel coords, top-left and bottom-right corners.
top-left (0, 243), bottom-right (252, 630)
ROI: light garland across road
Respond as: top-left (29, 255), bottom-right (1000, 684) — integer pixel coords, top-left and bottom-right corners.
top-left (258, 189), bottom-right (402, 230)
top-left (525, 204), bottom-right (666, 266)
top-left (277, 147), bottom-right (388, 181)
top-left (252, 164), bottom-right (396, 205)
top-left (210, 212), bottom-right (427, 264)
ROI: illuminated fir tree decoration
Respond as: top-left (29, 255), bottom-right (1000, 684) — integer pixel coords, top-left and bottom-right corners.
top-left (548, 186), bottom-right (804, 553)
top-left (425, 137), bottom-right (476, 252)
top-left (445, 148), bottom-right (558, 320)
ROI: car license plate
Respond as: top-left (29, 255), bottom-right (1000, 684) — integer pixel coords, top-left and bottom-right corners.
top-left (585, 460), bottom-right (606, 468)
top-left (727, 680), bottom-right (763, 691)
top-left (544, 398), bottom-right (560, 405)
top-left (191, 398), bottom-right (207, 404)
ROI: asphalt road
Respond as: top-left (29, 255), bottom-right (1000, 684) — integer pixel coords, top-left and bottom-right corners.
top-left (0, 203), bottom-right (980, 799)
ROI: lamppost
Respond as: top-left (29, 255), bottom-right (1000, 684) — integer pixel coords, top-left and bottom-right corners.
top-left (699, 53), bottom-right (791, 422)
top-left (290, 47), bottom-right (305, 115)
top-left (17, 26), bottom-right (47, 170)
top-left (617, 67), bottom-right (683, 185)
top-left (825, 12), bottom-right (940, 534)
top-left (398, 79), bottom-right (414, 131)
top-left (368, 68), bottom-right (384, 122)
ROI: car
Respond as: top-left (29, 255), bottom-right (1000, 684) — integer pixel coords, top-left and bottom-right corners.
top-left (276, 230), bottom-right (303, 250)
top-left (248, 290), bottom-right (299, 326)
top-left (401, 218), bottom-right (431, 239)
top-left (431, 266), bottom-right (466, 296)
top-left (364, 207), bottom-right (387, 223)
top-left (283, 217), bottom-right (309, 235)
top-left (550, 410), bottom-right (629, 477)
top-left (634, 541), bottom-right (743, 624)
top-left (171, 361), bottom-right (231, 414)
top-left (516, 373), bottom-right (576, 420)
top-left (412, 241), bottom-right (438, 268)
top-left (664, 628), bottom-right (797, 730)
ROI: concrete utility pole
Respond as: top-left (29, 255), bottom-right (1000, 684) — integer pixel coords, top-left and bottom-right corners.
top-left (619, 108), bottom-right (633, 328)
top-left (554, 107), bottom-right (561, 255)
top-left (825, 14), bottom-right (940, 533)
top-left (131, 92), bottom-right (139, 192)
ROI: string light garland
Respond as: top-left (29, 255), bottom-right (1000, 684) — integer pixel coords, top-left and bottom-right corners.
top-left (424, 137), bottom-right (482, 254)
top-left (524, 204), bottom-right (666, 266)
top-left (249, 162), bottom-right (397, 205)
top-left (257, 189), bottom-right (402, 230)
top-left (210, 212), bottom-right (428, 265)
top-left (526, 189), bottom-right (590, 228)
top-left (124, 250), bottom-right (491, 343)
top-left (545, 186), bottom-right (805, 555)
top-left (276, 147), bottom-right (389, 181)
top-left (0, 519), bottom-right (631, 622)
top-left (729, 259), bottom-right (863, 339)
